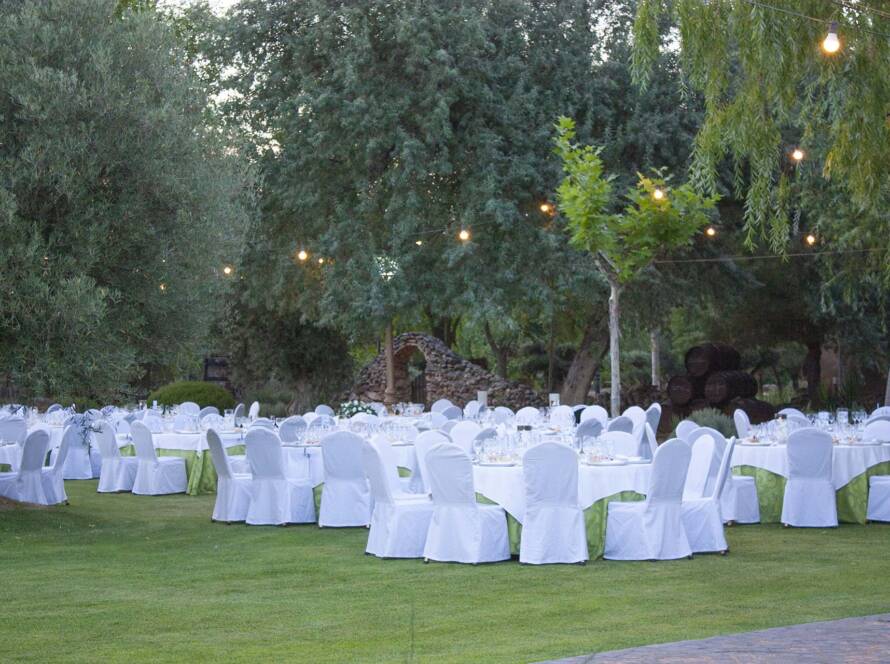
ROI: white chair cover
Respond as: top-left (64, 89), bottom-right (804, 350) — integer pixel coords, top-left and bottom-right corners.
top-left (95, 420), bottom-right (138, 492)
top-left (363, 442), bottom-right (434, 558)
top-left (130, 421), bottom-right (188, 495)
top-left (207, 429), bottom-right (250, 522)
top-left (279, 416), bottom-right (307, 443)
top-left (249, 418), bottom-right (277, 430)
top-left (675, 419), bottom-right (698, 441)
top-left (463, 400), bottom-right (481, 419)
top-left (607, 415), bottom-right (634, 434)
top-left (549, 405), bottom-right (575, 429)
top-left (202, 413), bottom-right (225, 429)
top-left (42, 425), bottom-right (76, 505)
top-left (248, 401), bottom-right (260, 420)
top-left (863, 420), bottom-right (890, 442)
top-left (449, 421), bottom-right (482, 456)
top-left (645, 404), bottom-right (662, 436)
top-left (733, 409), bottom-right (751, 438)
top-left (245, 428), bottom-right (314, 525)
top-left (412, 430), bottom-right (451, 493)
top-left (441, 420), bottom-right (457, 435)
top-left (600, 431), bottom-right (639, 458)
top-left (142, 415), bottom-right (164, 433)
top-left (869, 406), bottom-right (890, 418)
top-left (866, 474), bottom-right (890, 522)
top-left (319, 431), bottom-right (371, 527)
top-left (440, 405), bottom-right (462, 421)
top-left (233, 403), bottom-right (245, 422)
top-left (0, 416), bottom-right (27, 471)
top-left (682, 436), bottom-right (732, 554)
top-left (314, 404), bottom-right (335, 417)
top-left (580, 405), bottom-right (608, 426)
top-left (514, 406), bottom-right (537, 425)
top-left (427, 412), bottom-right (448, 429)
top-left (369, 435), bottom-right (417, 499)
top-left (781, 428), bottom-right (837, 527)
top-left (686, 427), bottom-right (728, 497)
top-left (173, 413), bottom-right (195, 431)
top-left (642, 423), bottom-right (658, 460)
top-left (0, 430), bottom-right (49, 504)
top-left (46, 404), bottom-right (63, 414)
top-left (198, 406), bottom-right (219, 419)
top-left (422, 443), bottom-right (510, 564)
top-left (575, 418), bottom-right (603, 443)
top-left (683, 434), bottom-right (716, 500)
top-left (430, 399), bottom-right (454, 414)
top-left (778, 407), bottom-right (806, 419)
top-left (179, 402), bottom-right (200, 416)
top-left (604, 438), bottom-right (692, 560)
top-left (520, 443), bottom-right (588, 564)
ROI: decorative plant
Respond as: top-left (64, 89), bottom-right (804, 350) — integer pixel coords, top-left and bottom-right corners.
top-left (338, 401), bottom-right (376, 419)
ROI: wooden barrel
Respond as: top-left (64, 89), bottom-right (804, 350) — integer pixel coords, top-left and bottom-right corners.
top-left (684, 343), bottom-right (741, 377)
top-left (728, 397), bottom-right (775, 425)
top-left (704, 370), bottom-right (758, 405)
top-left (667, 375), bottom-right (705, 406)
top-left (688, 398), bottom-right (711, 413)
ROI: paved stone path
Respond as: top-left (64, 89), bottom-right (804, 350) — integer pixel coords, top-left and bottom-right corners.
top-left (542, 613), bottom-right (890, 663)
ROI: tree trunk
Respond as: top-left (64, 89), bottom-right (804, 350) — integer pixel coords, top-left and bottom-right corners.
top-left (803, 340), bottom-right (821, 408)
top-left (884, 366), bottom-right (890, 407)
top-left (560, 316), bottom-right (608, 405)
top-left (608, 280), bottom-right (622, 417)
top-left (384, 321), bottom-right (396, 406)
top-left (547, 315), bottom-right (556, 393)
top-left (482, 321), bottom-right (510, 379)
top-left (650, 329), bottom-right (661, 389)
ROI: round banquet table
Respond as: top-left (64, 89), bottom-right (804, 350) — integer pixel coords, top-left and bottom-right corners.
top-left (731, 442), bottom-right (890, 523)
top-left (473, 461), bottom-right (652, 559)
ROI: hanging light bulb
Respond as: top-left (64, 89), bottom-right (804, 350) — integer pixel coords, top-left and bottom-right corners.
top-left (159, 282), bottom-right (167, 292)
top-left (705, 226), bottom-right (717, 237)
top-left (652, 188), bottom-right (665, 201)
top-left (297, 249), bottom-right (308, 261)
top-left (317, 257), bottom-right (325, 265)
top-left (791, 148), bottom-right (805, 162)
top-left (805, 233), bottom-right (817, 246)
top-left (822, 21), bottom-right (840, 54)
top-left (222, 265), bottom-right (233, 276)
top-left (415, 240), bottom-right (423, 246)
top-left (458, 228), bottom-right (470, 242)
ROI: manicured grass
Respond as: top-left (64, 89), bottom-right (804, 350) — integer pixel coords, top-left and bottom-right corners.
top-left (2, 483), bottom-right (889, 663)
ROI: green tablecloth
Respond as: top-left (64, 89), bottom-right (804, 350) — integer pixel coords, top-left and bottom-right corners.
top-left (734, 462), bottom-right (890, 524)
top-left (119, 444), bottom-right (246, 496)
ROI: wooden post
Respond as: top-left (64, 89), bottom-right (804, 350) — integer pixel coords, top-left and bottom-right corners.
top-left (608, 280), bottom-right (621, 417)
top-left (384, 321), bottom-right (396, 406)
top-left (650, 329), bottom-right (661, 389)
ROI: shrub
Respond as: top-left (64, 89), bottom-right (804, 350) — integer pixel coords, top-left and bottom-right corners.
top-left (147, 381), bottom-right (235, 411)
top-left (689, 407), bottom-right (735, 438)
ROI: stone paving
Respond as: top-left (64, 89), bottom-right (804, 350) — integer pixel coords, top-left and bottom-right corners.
top-left (542, 613), bottom-right (890, 663)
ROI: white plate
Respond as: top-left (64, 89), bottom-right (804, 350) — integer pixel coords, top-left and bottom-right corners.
top-left (477, 461), bottom-right (516, 467)
top-left (584, 459), bottom-right (628, 466)
top-left (173, 430), bottom-right (200, 435)
top-left (738, 442), bottom-right (770, 447)
top-left (390, 442), bottom-right (414, 447)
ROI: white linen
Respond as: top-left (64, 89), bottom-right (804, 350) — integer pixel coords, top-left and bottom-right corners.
top-left (206, 429), bottom-right (251, 522)
top-left (0, 430), bottom-right (50, 504)
top-left (781, 429), bottom-right (838, 527)
top-left (95, 421), bottom-right (138, 492)
top-left (245, 428), bottom-right (315, 525)
top-left (130, 422), bottom-right (188, 495)
top-left (319, 432), bottom-right (371, 527)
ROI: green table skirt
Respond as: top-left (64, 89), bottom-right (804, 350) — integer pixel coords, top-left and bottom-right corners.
top-left (119, 444), bottom-right (246, 496)
top-left (734, 462), bottom-right (890, 524)
top-left (0, 463), bottom-right (10, 473)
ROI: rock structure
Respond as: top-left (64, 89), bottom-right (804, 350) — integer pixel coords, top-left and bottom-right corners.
top-left (350, 332), bottom-right (544, 408)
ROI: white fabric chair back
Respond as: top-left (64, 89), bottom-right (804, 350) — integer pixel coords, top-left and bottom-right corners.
top-left (199, 406), bottom-right (219, 419)
top-left (46, 404), bottom-right (63, 414)
top-left (863, 420), bottom-right (890, 442)
top-left (684, 434), bottom-right (715, 500)
top-left (206, 429), bottom-right (234, 480)
top-left (314, 404), bottom-right (335, 417)
top-left (580, 405), bottom-right (608, 425)
top-left (425, 443), bottom-right (474, 506)
top-left (430, 399), bottom-right (454, 414)
top-left (473, 428), bottom-right (498, 447)
top-left (786, 428), bottom-right (833, 481)
top-left (549, 405), bottom-right (575, 429)
top-left (94, 420), bottom-right (120, 459)
top-left (143, 415), bottom-right (164, 433)
top-left (441, 420), bottom-right (457, 435)
top-left (687, 426), bottom-right (727, 494)
top-left (428, 412), bottom-right (448, 429)
top-left (675, 419), bottom-right (698, 441)
top-left (712, 437), bottom-right (736, 502)
top-left (0, 417), bottom-right (27, 445)
top-left (248, 401), bottom-right (260, 419)
top-left (202, 414), bottom-right (225, 429)
top-left (870, 406), bottom-right (890, 418)
top-left (648, 438), bottom-right (691, 504)
top-left (179, 402), bottom-right (200, 416)
top-left (130, 421), bottom-right (158, 462)
top-left (600, 431), bottom-right (638, 457)
top-left (54, 425), bottom-right (77, 472)
top-left (413, 430), bottom-right (451, 492)
top-left (245, 428), bottom-right (285, 480)
top-left (645, 403), bottom-right (662, 435)
top-left (19, 430), bottom-right (50, 474)
top-left (785, 413), bottom-right (810, 428)
top-left (250, 418), bottom-right (276, 430)
top-left (523, 442), bottom-right (578, 507)
top-left (575, 418), bottom-right (603, 442)
top-left (440, 405), bottom-right (462, 421)
top-left (515, 406), bottom-right (538, 425)
top-left (233, 403), bottom-right (245, 421)
top-left (607, 415), bottom-right (633, 434)
top-left (279, 416), bottom-right (307, 443)
top-left (363, 440), bottom-right (395, 505)
top-left (643, 422), bottom-right (658, 459)
top-left (866, 414), bottom-right (890, 426)
top-left (494, 406), bottom-right (516, 424)
top-left (370, 435), bottom-right (407, 498)
top-left (321, 431), bottom-right (366, 481)
top-left (778, 407), bottom-right (806, 419)
top-left (733, 409), bottom-right (751, 438)
top-left (463, 400), bottom-right (481, 419)
top-left (449, 421), bottom-right (482, 455)
top-left (173, 413), bottom-right (194, 431)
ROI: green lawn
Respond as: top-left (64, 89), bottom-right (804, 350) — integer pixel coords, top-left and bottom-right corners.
top-left (2, 483), bottom-right (889, 663)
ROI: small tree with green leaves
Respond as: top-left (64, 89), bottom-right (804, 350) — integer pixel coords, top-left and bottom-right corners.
top-left (555, 117), bottom-right (719, 415)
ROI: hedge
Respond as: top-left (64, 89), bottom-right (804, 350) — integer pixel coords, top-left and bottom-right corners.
top-left (147, 381), bottom-right (236, 412)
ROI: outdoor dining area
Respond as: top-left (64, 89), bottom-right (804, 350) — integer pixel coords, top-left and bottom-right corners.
top-left (3, 398), bottom-right (890, 566)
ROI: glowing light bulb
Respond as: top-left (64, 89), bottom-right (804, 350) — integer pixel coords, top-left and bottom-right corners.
top-left (822, 21), bottom-right (840, 54)
top-left (458, 229), bottom-right (470, 242)
top-left (317, 257), bottom-right (324, 265)
top-left (805, 234), bottom-right (817, 246)
top-left (222, 265), bottom-right (233, 276)
top-left (159, 283), bottom-right (167, 292)
top-left (540, 202), bottom-right (554, 215)
top-left (297, 250), bottom-right (308, 261)
top-left (652, 188), bottom-right (665, 201)
top-left (705, 226), bottom-right (717, 237)
top-left (415, 240), bottom-right (423, 246)
top-left (792, 148), bottom-right (805, 162)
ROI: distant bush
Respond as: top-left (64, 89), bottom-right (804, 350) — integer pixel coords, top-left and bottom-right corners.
top-left (689, 407), bottom-right (736, 438)
top-left (147, 381), bottom-right (235, 411)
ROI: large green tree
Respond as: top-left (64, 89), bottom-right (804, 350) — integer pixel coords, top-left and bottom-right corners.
top-left (0, 0), bottom-right (250, 403)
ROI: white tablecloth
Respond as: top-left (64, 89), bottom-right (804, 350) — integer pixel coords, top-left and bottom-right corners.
top-left (282, 443), bottom-right (418, 487)
top-left (115, 430), bottom-right (244, 452)
top-left (732, 443), bottom-right (890, 490)
top-left (473, 462), bottom-right (652, 523)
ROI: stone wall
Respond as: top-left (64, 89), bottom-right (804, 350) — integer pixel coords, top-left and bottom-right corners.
top-left (349, 332), bottom-right (545, 408)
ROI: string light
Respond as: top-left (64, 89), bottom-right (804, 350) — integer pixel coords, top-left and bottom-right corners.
top-left (297, 249), bottom-right (308, 261)
top-left (705, 226), bottom-right (717, 237)
top-left (415, 240), bottom-right (423, 246)
top-left (791, 148), bottom-right (805, 162)
top-left (159, 283), bottom-right (167, 292)
top-left (540, 202), bottom-right (555, 215)
top-left (317, 257), bottom-right (325, 265)
top-left (222, 265), bottom-right (233, 276)
top-left (458, 228), bottom-right (471, 242)
top-left (822, 21), bottom-right (840, 54)
top-left (652, 188), bottom-right (665, 201)
top-left (805, 233), bottom-right (817, 246)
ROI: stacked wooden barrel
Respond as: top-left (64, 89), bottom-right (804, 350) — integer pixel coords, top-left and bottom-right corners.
top-left (666, 343), bottom-right (774, 423)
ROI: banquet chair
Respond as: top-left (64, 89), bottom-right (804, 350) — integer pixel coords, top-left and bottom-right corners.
top-left (369, 436), bottom-right (419, 499)
top-left (233, 403), bottom-right (245, 423)
top-left (248, 401), bottom-right (261, 420)
top-left (515, 406), bottom-right (538, 425)
top-left (682, 435), bottom-right (732, 554)
top-left (207, 429), bottom-right (251, 523)
top-left (0, 416), bottom-right (27, 471)
top-left (42, 425), bottom-right (76, 505)
top-left (0, 430), bottom-right (49, 504)
top-left (130, 421), bottom-right (188, 495)
top-left (675, 419), bottom-right (698, 442)
top-left (865, 414), bottom-right (890, 426)
top-left (423, 443), bottom-right (510, 564)
top-left (413, 430), bottom-right (451, 493)
top-left (441, 421), bottom-right (457, 435)
top-left (520, 442), bottom-right (588, 565)
top-left (778, 407), bottom-right (807, 419)
top-left (642, 423), bottom-right (658, 460)
top-left (179, 402), bottom-right (200, 416)
top-left (449, 421), bottom-right (482, 456)
top-left (173, 413), bottom-right (196, 431)
top-left (575, 418), bottom-right (603, 444)
top-left (95, 420), bottom-right (138, 492)
top-left (733, 409), bottom-right (751, 438)
top-left (363, 442), bottom-right (434, 559)
top-left (428, 412), bottom-right (448, 430)
top-left (463, 400), bottom-right (482, 419)
top-left (249, 418), bottom-right (277, 430)
top-left (686, 427), bottom-right (727, 496)
top-left (319, 431), bottom-right (371, 527)
top-left (142, 415), bottom-right (164, 433)
top-left (202, 414), bottom-right (225, 430)
top-left (580, 405), bottom-right (608, 426)
top-left (645, 403), bottom-right (662, 436)
top-left (622, 406), bottom-right (646, 436)
top-left (785, 414), bottom-right (811, 428)
top-left (683, 434), bottom-right (716, 501)
top-left (607, 416), bottom-right (634, 434)
top-left (245, 428), bottom-right (315, 525)
top-left (440, 405), bottom-right (463, 421)
top-left (599, 431), bottom-right (639, 458)
top-left (46, 404), bottom-right (63, 414)
top-left (549, 405), bottom-right (575, 429)
top-left (863, 420), bottom-right (890, 442)
top-left (866, 469), bottom-right (890, 523)
top-left (604, 438), bottom-right (693, 561)
top-left (689, 424), bottom-right (758, 524)
top-left (430, 399), bottom-right (454, 414)
top-left (869, 406), bottom-right (890, 419)
top-left (198, 406), bottom-right (219, 419)
top-left (279, 416), bottom-right (307, 443)
top-left (314, 404), bottom-right (335, 417)
top-left (781, 428), bottom-right (837, 528)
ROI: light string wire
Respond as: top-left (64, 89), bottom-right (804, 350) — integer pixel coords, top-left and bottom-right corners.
top-left (653, 247), bottom-right (884, 265)
top-left (741, 0), bottom-right (890, 40)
